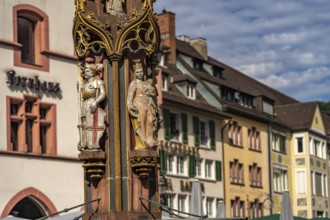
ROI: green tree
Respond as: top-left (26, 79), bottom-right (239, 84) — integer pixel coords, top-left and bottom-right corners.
top-left (319, 101), bottom-right (330, 116)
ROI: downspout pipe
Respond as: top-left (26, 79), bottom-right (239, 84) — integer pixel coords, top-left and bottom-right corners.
top-left (267, 122), bottom-right (273, 215)
top-left (220, 118), bottom-right (232, 209)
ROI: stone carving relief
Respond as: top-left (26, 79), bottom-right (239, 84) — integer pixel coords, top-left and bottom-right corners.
top-left (77, 57), bottom-right (106, 151)
top-left (106, 0), bottom-right (125, 15)
top-left (127, 62), bottom-right (159, 150)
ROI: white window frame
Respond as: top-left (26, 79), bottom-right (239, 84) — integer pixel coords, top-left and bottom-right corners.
top-left (273, 166), bottom-right (288, 193)
top-left (205, 160), bottom-right (214, 179)
top-left (166, 154), bottom-right (175, 174)
top-left (296, 169), bottom-right (306, 194)
top-left (187, 83), bottom-right (196, 99)
top-left (199, 120), bottom-right (209, 147)
top-left (177, 155), bottom-right (186, 176)
top-left (167, 194), bottom-right (175, 209)
top-left (169, 112), bottom-right (181, 142)
top-left (162, 74), bottom-right (168, 91)
top-left (309, 135), bottom-right (326, 159)
top-left (294, 134), bottom-right (305, 154)
top-left (206, 197), bottom-right (215, 217)
top-left (196, 158), bottom-right (203, 178)
top-left (178, 194), bottom-right (187, 213)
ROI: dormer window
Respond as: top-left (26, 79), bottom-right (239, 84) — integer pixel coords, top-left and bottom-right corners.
top-left (240, 93), bottom-right (253, 108)
top-left (187, 83), bottom-right (196, 99)
top-left (193, 59), bottom-right (203, 71)
top-left (213, 66), bottom-right (223, 78)
top-left (262, 99), bottom-right (274, 115)
top-left (220, 86), bottom-right (235, 102)
top-left (162, 73), bottom-right (168, 91)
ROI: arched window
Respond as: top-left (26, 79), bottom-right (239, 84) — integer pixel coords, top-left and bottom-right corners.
top-left (1, 187), bottom-right (57, 218)
top-left (10, 197), bottom-right (47, 219)
top-left (13, 4), bottom-right (49, 71)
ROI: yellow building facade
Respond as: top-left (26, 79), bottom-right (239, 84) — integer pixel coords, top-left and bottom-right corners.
top-left (223, 115), bottom-right (271, 219)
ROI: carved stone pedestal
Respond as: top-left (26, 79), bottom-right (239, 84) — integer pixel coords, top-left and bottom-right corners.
top-left (128, 150), bottom-right (158, 177)
top-left (79, 151), bottom-right (106, 181)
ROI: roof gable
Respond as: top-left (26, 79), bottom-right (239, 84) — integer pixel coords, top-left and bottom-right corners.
top-left (310, 105), bottom-right (326, 135)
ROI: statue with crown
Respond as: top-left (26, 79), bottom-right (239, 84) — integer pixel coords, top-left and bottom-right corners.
top-left (127, 62), bottom-right (159, 150)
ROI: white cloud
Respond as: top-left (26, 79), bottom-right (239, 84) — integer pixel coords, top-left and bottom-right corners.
top-left (263, 32), bottom-right (306, 44)
top-left (238, 62), bottom-right (283, 78)
top-left (154, 0), bottom-right (330, 101)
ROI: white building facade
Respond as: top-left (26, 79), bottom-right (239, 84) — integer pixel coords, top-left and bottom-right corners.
top-left (0, 0), bottom-right (83, 218)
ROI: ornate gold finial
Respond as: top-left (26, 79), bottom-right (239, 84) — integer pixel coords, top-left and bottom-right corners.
top-left (132, 62), bottom-right (143, 71)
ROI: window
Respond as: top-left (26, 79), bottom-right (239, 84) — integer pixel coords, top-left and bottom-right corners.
top-left (314, 139), bottom-right (320, 157)
top-left (13, 5), bottom-right (49, 71)
top-left (248, 127), bottom-right (261, 151)
top-left (240, 93), bottom-right (253, 108)
top-left (273, 167), bottom-right (288, 193)
top-left (249, 164), bottom-right (262, 187)
top-left (228, 121), bottom-right (242, 146)
top-left (193, 59), bottom-right (203, 71)
top-left (162, 74), bottom-right (168, 91)
top-left (312, 172), bottom-right (328, 197)
top-left (177, 156), bottom-right (186, 175)
top-left (200, 121), bottom-right (209, 146)
top-left (206, 197), bottom-right (214, 217)
top-left (296, 137), bottom-right (304, 153)
top-left (7, 96), bottom-right (56, 154)
top-left (213, 66), bottom-right (223, 78)
top-left (178, 194), bottom-right (187, 213)
top-left (250, 199), bottom-right (263, 218)
top-left (166, 194), bottom-right (175, 208)
top-left (231, 197), bottom-right (245, 218)
top-left (272, 132), bottom-right (286, 154)
top-left (166, 154), bottom-right (174, 174)
top-left (296, 170), bottom-right (306, 194)
top-left (193, 117), bottom-right (215, 149)
top-left (263, 100), bottom-right (274, 115)
top-left (310, 138), bottom-right (326, 159)
top-left (205, 160), bottom-right (213, 179)
top-left (230, 160), bottom-right (244, 184)
top-left (220, 86), bottom-right (235, 102)
top-left (170, 113), bottom-right (180, 140)
top-left (187, 84), bottom-right (195, 99)
top-left (196, 159), bottom-right (203, 177)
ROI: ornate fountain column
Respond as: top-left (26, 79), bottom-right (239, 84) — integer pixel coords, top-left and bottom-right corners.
top-left (73, 0), bottom-right (161, 219)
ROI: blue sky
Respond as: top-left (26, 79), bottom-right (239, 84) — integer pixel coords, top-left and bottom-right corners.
top-left (154, 0), bottom-right (330, 102)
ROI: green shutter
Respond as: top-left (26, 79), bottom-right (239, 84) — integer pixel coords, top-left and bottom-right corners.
top-left (189, 155), bottom-right (196, 177)
top-left (193, 116), bottom-right (200, 146)
top-left (159, 149), bottom-right (167, 174)
top-left (181, 113), bottom-right (188, 144)
top-left (215, 160), bottom-right (222, 181)
top-left (209, 120), bottom-right (216, 150)
top-left (163, 109), bottom-right (170, 140)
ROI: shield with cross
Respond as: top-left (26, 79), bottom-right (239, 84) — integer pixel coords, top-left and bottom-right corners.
top-left (84, 108), bottom-right (106, 149)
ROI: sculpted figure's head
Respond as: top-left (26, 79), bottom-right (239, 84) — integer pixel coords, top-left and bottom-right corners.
top-left (133, 63), bottom-right (143, 80)
top-left (82, 57), bottom-right (103, 80)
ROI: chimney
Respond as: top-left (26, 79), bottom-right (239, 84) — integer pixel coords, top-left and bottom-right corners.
top-left (158, 10), bottom-right (176, 64)
top-left (190, 37), bottom-right (208, 60)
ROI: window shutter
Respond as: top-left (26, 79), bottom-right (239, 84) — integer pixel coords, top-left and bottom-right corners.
top-left (181, 113), bottom-right (188, 144)
top-left (163, 109), bottom-right (170, 140)
top-left (209, 120), bottom-right (215, 150)
top-left (193, 116), bottom-right (200, 146)
top-left (160, 149), bottom-right (167, 174)
top-left (189, 155), bottom-right (196, 177)
top-left (215, 160), bottom-right (222, 181)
